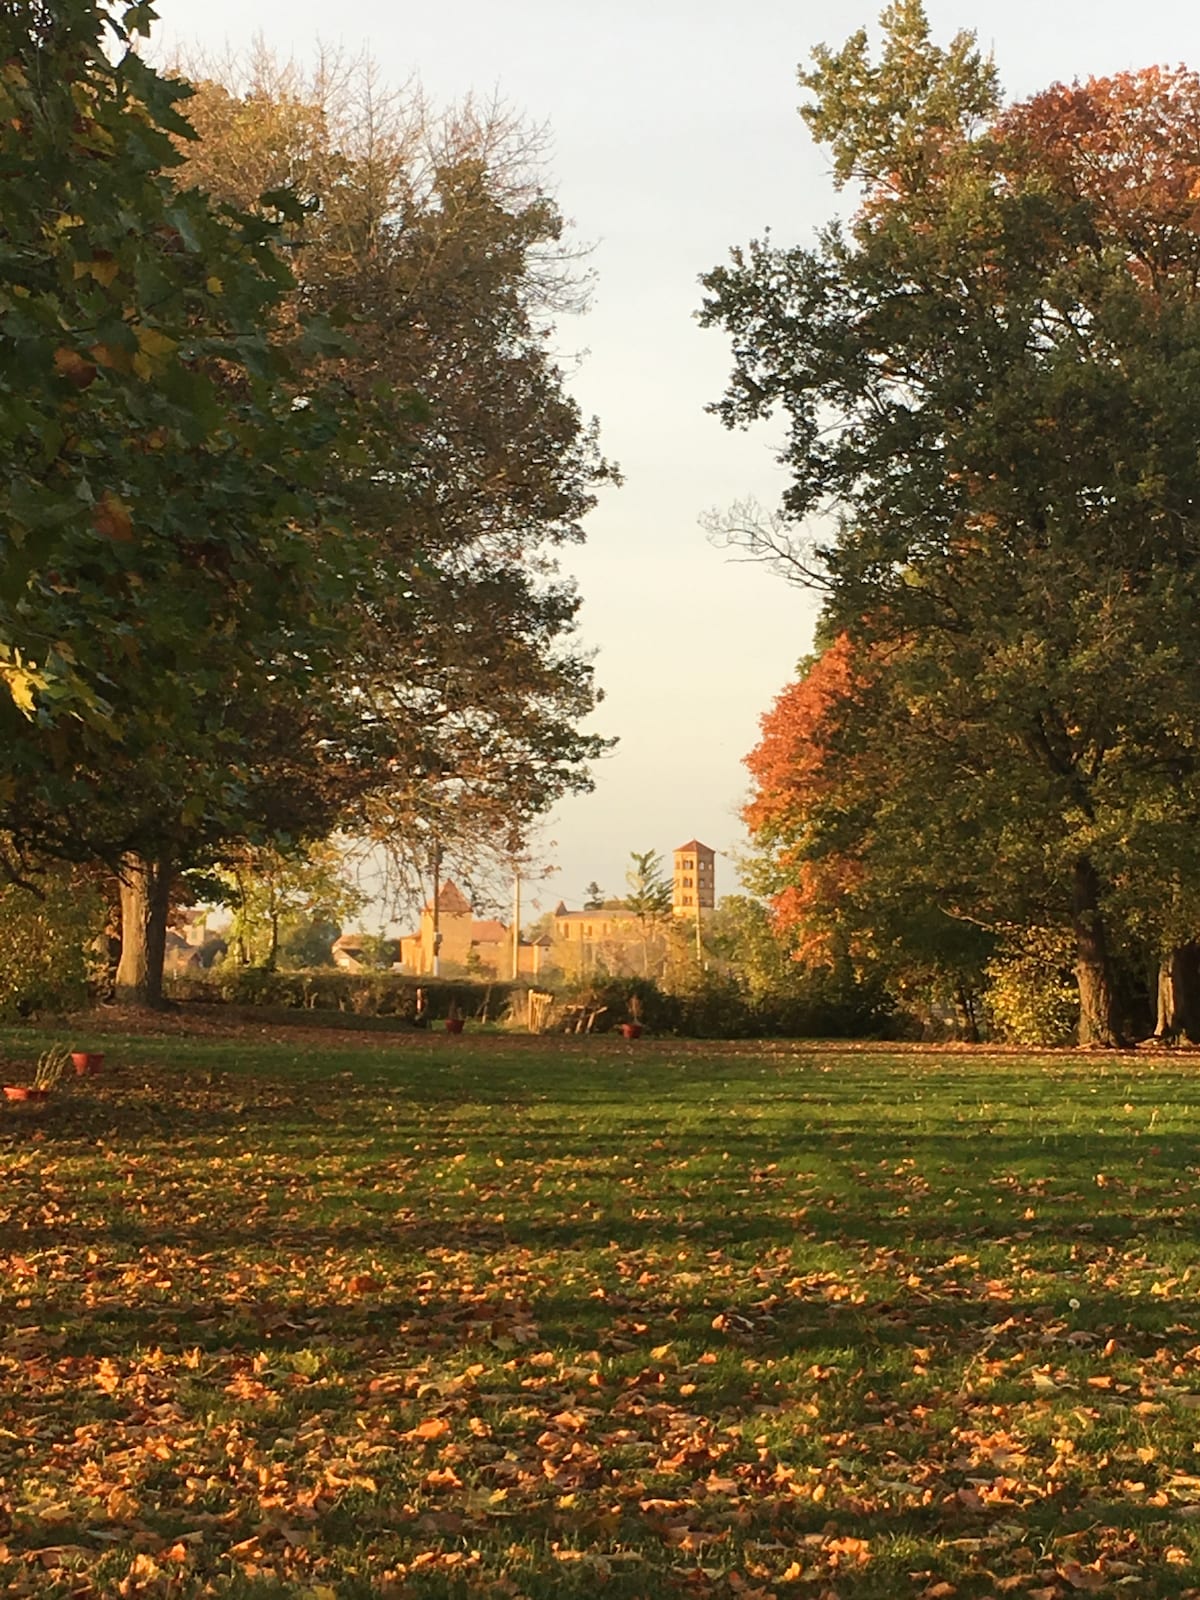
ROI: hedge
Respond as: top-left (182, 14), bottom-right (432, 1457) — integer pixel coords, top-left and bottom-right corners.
top-left (165, 967), bottom-right (520, 1022)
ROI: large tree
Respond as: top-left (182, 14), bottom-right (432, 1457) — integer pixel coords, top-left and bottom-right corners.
top-left (175, 58), bottom-right (616, 877)
top-left (0, 0), bottom-right (369, 1002)
top-left (701, 1), bottom-right (1200, 1044)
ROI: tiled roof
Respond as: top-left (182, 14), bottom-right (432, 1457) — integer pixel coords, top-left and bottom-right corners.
top-left (674, 839), bottom-right (713, 855)
top-left (425, 879), bottom-right (471, 915)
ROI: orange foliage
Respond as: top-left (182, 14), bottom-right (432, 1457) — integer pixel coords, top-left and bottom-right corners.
top-left (999, 68), bottom-right (1200, 284)
top-left (744, 635), bottom-right (865, 960)
top-left (744, 634), bottom-right (856, 834)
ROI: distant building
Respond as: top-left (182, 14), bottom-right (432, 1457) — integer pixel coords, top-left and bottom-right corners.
top-left (552, 900), bottom-right (640, 947)
top-left (672, 839), bottom-right (715, 917)
top-left (397, 880), bottom-right (547, 978)
top-left (550, 840), bottom-right (717, 976)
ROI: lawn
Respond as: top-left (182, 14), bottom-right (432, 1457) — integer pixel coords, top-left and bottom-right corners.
top-left (2, 1025), bottom-right (1200, 1599)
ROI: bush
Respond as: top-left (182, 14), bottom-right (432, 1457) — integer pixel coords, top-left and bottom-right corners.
top-left (549, 968), bottom-right (894, 1039)
top-left (984, 927), bottom-right (1078, 1045)
top-left (165, 967), bottom-right (519, 1022)
top-left (550, 976), bottom-right (683, 1034)
top-left (0, 868), bottom-right (106, 1019)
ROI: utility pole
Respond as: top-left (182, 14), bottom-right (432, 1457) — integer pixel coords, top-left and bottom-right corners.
top-left (512, 864), bottom-right (521, 981)
top-left (431, 839), bottom-right (443, 977)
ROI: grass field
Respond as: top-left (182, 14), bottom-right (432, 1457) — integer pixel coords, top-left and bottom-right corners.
top-left (3, 1024), bottom-right (1200, 1598)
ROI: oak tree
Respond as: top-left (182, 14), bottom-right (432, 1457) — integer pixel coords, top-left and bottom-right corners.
top-left (702, 1), bottom-right (1200, 1044)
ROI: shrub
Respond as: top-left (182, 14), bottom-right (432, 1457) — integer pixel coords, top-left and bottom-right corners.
top-left (164, 966), bottom-right (518, 1022)
top-left (984, 927), bottom-right (1078, 1045)
top-left (0, 868), bottom-right (106, 1019)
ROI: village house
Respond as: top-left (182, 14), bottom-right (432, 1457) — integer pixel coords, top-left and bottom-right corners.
top-left (397, 880), bottom-right (548, 978)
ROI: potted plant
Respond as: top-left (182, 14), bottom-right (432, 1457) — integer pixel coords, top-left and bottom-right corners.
top-left (4, 1044), bottom-right (72, 1103)
top-left (619, 993), bottom-right (644, 1039)
top-left (70, 1050), bottom-right (105, 1076)
top-left (445, 1001), bottom-right (465, 1035)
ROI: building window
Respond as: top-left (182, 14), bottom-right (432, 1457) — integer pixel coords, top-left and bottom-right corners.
top-left (683, 876), bottom-right (693, 887)
top-left (682, 894), bottom-right (692, 906)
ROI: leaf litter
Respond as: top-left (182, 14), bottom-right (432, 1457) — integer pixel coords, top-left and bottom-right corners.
top-left (2, 1032), bottom-right (1200, 1595)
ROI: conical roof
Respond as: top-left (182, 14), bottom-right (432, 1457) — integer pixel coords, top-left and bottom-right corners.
top-left (428, 879), bottom-right (471, 915)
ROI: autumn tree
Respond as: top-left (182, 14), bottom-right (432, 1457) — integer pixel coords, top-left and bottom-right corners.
top-left (174, 55), bottom-right (616, 881)
top-left (0, 0), bottom-right (368, 1004)
top-left (702, 0), bottom-right (1200, 1044)
top-left (743, 636), bottom-right (994, 1032)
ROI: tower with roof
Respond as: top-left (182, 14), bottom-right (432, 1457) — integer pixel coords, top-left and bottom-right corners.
top-left (672, 840), bottom-right (715, 917)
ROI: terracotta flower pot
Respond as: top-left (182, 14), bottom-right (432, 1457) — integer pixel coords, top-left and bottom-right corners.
top-left (71, 1051), bottom-right (104, 1076)
top-left (618, 1022), bottom-right (643, 1040)
top-left (445, 1017), bottom-right (465, 1034)
top-left (3, 1085), bottom-right (50, 1102)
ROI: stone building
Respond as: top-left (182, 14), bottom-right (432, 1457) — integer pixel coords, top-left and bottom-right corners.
top-left (672, 840), bottom-right (715, 917)
top-left (397, 880), bottom-right (547, 978)
top-left (550, 840), bottom-right (717, 976)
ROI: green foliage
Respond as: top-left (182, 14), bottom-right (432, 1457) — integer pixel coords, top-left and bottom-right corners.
top-left (275, 914), bottom-right (341, 970)
top-left (707, 894), bottom-right (801, 997)
top-left (701, 10), bottom-right (1200, 1046)
top-left (0, 868), bottom-right (105, 1019)
top-left (624, 850), bottom-right (673, 921)
top-left (215, 842), bottom-right (366, 969)
top-left (0, 0), bottom-right (352, 879)
top-left (556, 965), bottom-right (893, 1040)
top-left (353, 933), bottom-right (399, 971)
top-left (985, 927), bottom-right (1080, 1046)
top-left (703, 895), bottom-right (897, 1037)
top-left (166, 966), bottom-right (517, 1021)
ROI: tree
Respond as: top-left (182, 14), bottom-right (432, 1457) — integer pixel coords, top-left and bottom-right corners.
top-left (743, 637), bottom-right (997, 1034)
top-left (701, 2), bottom-right (1200, 1044)
top-left (0, 0), bottom-right (364, 1003)
top-left (624, 849), bottom-right (672, 977)
top-left (174, 57), bottom-right (618, 882)
top-left (582, 881), bottom-right (605, 911)
top-left (215, 841), bottom-right (367, 969)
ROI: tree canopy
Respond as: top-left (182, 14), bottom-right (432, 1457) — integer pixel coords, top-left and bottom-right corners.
top-left (0, 7), bottom-right (615, 1003)
top-left (702, 1), bottom-right (1200, 1043)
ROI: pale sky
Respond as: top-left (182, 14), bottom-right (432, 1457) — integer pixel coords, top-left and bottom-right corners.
top-left (156, 0), bottom-right (1200, 921)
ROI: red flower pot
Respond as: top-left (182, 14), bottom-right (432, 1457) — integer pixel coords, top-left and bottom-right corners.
top-left (445, 1017), bottom-right (465, 1034)
top-left (4, 1085), bottom-right (50, 1102)
top-left (71, 1052), bottom-right (104, 1076)
top-left (618, 1022), bottom-right (643, 1040)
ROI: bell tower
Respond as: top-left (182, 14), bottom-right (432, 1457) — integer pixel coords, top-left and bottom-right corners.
top-left (672, 840), bottom-right (715, 917)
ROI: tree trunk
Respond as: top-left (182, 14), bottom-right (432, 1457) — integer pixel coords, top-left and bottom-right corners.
top-left (955, 982), bottom-right (980, 1044)
top-left (115, 854), bottom-right (173, 1007)
top-left (1072, 856), bottom-right (1123, 1047)
top-left (1154, 942), bottom-right (1200, 1043)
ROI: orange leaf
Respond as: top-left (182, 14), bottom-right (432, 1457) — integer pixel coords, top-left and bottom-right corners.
top-left (405, 1416), bottom-right (450, 1441)
top-left (91, 493), bottom-right (133, 543)
top-left (53, 346), bottom-right (97, 389)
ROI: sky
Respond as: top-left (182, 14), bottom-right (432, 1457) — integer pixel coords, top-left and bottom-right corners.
top-left (155, 0), bottom-right (1200, 924)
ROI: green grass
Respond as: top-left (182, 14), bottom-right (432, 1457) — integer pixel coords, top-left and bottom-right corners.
top-left (3, 1026), bottom-right (1200, 1597)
